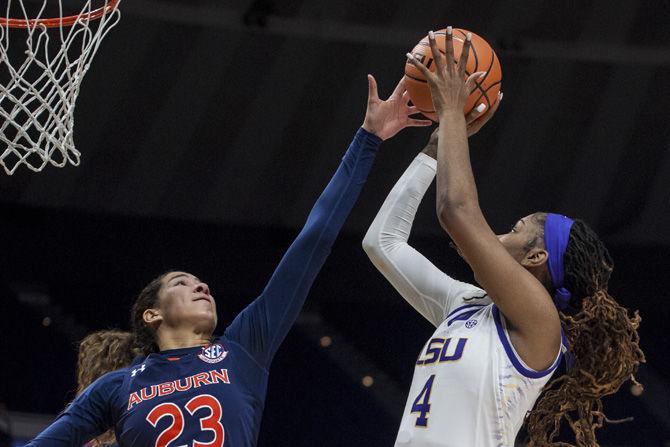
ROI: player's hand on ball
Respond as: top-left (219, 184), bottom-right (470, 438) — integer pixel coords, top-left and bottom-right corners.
top-left (465, 91), bottom-right (503, 137)
top-left (406, 26), bottom-right (485, 118)
top-left (362, 75), bottom-right (432, 141)
top-left (421, 91), bottom-right (503, 158)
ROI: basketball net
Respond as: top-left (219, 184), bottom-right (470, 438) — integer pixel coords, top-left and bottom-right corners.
top-left (0, 0), bottom-right (121, 175)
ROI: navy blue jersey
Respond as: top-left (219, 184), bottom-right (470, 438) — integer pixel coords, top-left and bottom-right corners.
top-left (28, 128), bottom-right (382, 447)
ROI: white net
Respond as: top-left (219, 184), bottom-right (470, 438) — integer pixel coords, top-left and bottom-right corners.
top-left (0, 0), bottom-right (121, 175)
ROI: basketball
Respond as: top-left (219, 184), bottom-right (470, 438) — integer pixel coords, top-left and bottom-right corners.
top-left (404, 28), bottom-right (502, 121)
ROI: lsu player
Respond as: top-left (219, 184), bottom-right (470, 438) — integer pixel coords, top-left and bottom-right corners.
top-left (364, 27), bottom-right (644, 446)
top-left (28, 75), bottom-right (432, 446)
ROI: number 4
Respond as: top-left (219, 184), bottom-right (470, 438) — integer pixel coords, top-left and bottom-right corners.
top-left (411, 375), bottom-right (435, 427)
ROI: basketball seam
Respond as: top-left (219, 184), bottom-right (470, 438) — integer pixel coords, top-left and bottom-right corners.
top-left (470, 52), bottom-right (497, 110)
top-left (404, 73), bottom-right (428, 84)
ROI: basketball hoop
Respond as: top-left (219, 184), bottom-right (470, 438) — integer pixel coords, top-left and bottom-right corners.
top-left (0, 0), bottom-right (122, 175)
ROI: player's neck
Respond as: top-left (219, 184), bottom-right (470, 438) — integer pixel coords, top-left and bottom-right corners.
top-left (156, 327), bottom-right (211, 351)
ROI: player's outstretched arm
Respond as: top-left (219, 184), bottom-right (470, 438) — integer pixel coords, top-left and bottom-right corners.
top-left (407, 28), bottom-right (561, 370)
top-left (362, 123), bottom-right (497, 327)
top-left (26, 371), bottom-right (121, 446)
top-left (225, 76), bottom-right (431, 368)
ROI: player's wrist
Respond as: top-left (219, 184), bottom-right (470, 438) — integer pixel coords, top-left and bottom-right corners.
top-left (361, 121), bottom-right (387, 140)
top-left (421, 145), bottom-right (437, 160)
top-left (438, 109), bottom-right (465, 121)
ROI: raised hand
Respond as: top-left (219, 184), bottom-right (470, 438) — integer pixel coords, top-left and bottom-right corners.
top-left (465, 91), bottom-right (503, 137)
top-left (362, 75), bottom-right (432, 141)
top-left (406, 27), bottom-right (486, 118)
top-left (421, 90), bottom-right (503, 159)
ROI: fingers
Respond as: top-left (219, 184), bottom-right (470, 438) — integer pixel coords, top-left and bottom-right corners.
top-left (465, 71), bottom-right (486, 93)
top-left (407, 104), bottom-right (421, 115)
top-left (406, 53), bottom-right (432, 80)
top-left (402, 90), bottom-right (414, 107)
top-left (444, 26), bottom-right (455, 71)
top-left (465, 102), bottom-right (487, 124)
top-left (458, 32), bottom-right (472, 77)
top-left (390, 77), bottom-right (406, 99)
top-left (428, 30), bottom-right (446, 73)
top-left (408, 118), bottom-right (433, 127)
top-left (476, 91), bottom-right (502, 124)
top-left (466, 91), bottom-right (503, 135)
top-left (367, 74), bottom-right (379, 102)
top-left (488, 91), bottom-right (503, 116)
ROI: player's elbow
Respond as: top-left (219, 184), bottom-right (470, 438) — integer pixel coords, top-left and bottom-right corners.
top-left (363, 226), bottom-right (392, 267)
top-left (362, 231), bottom-right (380, 260)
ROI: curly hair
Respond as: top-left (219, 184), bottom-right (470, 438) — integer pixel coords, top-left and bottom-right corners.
top-left (76, 330), bottom-right (140, 446)
top-left (524, 214), bottom-right (645, 446)
top-left (74, 272), bottom-right (180, 445)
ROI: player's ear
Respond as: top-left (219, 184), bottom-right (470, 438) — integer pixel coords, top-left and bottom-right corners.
top-left (521, 247), bottom-right (548, 268)
top-left (143, 308), bottom-right (162, 326)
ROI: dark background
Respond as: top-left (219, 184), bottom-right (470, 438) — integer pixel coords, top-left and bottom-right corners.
top-left (1, 0), bottom-right (669, 445)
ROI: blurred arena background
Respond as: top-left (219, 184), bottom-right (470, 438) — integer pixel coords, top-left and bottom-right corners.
top-left (1, 0), bottom-right (669, 445)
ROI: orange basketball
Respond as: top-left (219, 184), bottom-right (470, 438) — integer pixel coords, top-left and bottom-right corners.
top-left (404, 28), bottom-right (502, 121)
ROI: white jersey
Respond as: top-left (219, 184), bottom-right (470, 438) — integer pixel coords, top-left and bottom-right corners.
top-left (363, 153), bottom-right (564, 447)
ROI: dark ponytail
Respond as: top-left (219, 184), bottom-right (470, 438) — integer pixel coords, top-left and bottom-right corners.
top-left (130, 271), bottom-right (173, 356)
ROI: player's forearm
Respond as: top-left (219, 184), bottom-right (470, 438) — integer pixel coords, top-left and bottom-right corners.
top-left (27, 415), bottom-right (96, 446)
top-left (363, 152), bottom-right (435, 261)
top-left (243, 128), bottom-right (381, 365)
top-left (298, 127), bottom-right (381, 248)
top-left (435, 111), bottom-right (481, 227)
top-left (267, 127), bottom-right (380, 290)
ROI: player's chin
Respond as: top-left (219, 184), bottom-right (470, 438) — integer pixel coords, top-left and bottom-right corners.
top-left (192, 312), bottom-right (217, 333)
top-left (188, 304), bottom-right (217, 320)
top-left (193, 298), bottom-right (216, 312)
top-left (196, 308), bottom-right (217, 321)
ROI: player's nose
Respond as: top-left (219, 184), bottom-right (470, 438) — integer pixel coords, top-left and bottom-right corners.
top-left (194, 282), bottom-right (210, 296)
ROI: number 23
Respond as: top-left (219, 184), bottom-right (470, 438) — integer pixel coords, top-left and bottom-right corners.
top-left (146, 394), bottom-right (225, 447)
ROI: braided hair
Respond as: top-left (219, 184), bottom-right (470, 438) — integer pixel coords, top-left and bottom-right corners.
top-left (525, 213), bottom-right (645, 446)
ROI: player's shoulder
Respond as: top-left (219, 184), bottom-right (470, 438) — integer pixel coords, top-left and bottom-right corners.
top-left (76, 367), bottom-right (130, 404)
top-left (95, 355), bottom-right (151, 387)
top-left (95, 366), bottom-right (131, 387)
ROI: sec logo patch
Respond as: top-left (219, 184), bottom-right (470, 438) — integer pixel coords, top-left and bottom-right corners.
top-left (198, 343), bottom-right (228, 364)
top-left (465, 319), bottom-right (478, 329)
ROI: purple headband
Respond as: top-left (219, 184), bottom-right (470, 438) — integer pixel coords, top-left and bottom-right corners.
top-left (543, 213), bottom-right (574, 311)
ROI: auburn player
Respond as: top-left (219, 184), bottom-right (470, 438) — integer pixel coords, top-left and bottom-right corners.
top-left (28, 75), bottom-right (432, 446)
top-left (364, 28), bottom-right (644, 446)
